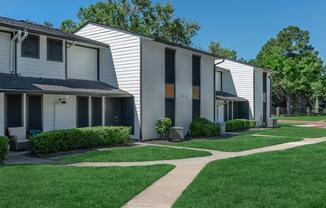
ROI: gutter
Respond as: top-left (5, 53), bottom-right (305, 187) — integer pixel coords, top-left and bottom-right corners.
top-left (213, 58), bottom-right (225, 123)
top-left (9, 29), bottom-right (28, 75)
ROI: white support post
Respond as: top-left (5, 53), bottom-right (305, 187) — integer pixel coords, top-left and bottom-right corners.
top-left (88, 96), bottom-right (92, 127)
top-left (23, 93), bottom-right (27, 127)
top-left (102, 96), bottom-right (105, 126)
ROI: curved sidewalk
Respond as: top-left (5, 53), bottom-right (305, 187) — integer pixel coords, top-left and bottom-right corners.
top-left (69, 137), bottom-right (326, 208)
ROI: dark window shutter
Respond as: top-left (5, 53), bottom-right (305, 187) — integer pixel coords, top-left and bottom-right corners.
top-left (165, 99), bottom-right (175, 125)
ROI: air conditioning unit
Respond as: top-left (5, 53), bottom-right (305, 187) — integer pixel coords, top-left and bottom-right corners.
top-left (169, 127), bottom-right (185, 142)
top-left (267, 118), bottom-right (278, 128)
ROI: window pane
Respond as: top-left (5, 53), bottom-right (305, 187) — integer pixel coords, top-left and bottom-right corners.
top-left (165, 99), bottom-right (175, 125)
top-left (21, 35), bottom-right (39, 58)
top-left (192, 56), bottom-right (200, 86)
top-left (92, 97), bottom-right (102, 126)
top-left (47, 38), bottom-right (63, 61)
top-left (192, 86), bottom-right (200, 100)
top-left (192, 100), bottom-right (200, 119)
top-left (165, 83), bottom-right (175, 98)
top-left (165, 49), bottom-right (175, 83)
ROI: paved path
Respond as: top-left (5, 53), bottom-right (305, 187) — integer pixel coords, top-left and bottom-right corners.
top-left (279, 120), bottom-right (326, 128)
top-left (68, 137), bottom-right (326, 208)
top-left (5, 151), bottom-right (58, 165)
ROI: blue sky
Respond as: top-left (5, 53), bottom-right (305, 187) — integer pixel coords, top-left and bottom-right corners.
top-left (1, 0), bottom-right (325, 62)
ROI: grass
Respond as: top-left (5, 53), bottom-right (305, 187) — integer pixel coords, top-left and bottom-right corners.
top-left (275, 115), bottom-right (326, 121)
top-left (170, 125), bottom-right (326, 152)
top-left (60, 146), bottom-right (211, 163)
top-left (0, 164), bottom-right (173, 208)
top-left (173, 142), bottom-right (326, 208)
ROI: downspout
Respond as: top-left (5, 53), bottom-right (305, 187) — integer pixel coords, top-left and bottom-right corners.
top-left (9, 30), bottom-right (21, 74)
top-left (213, 58), bottom-right (225, 122)
top-left (13, 30), bottom-right (29, 75)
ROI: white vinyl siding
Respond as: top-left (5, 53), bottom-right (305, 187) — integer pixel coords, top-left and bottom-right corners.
top-left (0, 93), bottom-right (4, 135)
top-left (0, 32), bottom-right (10, 74)
top-left (76, 23), bottom-right (141, 138)
top-left (67, 45), bottom-right (97, 80)
top-left (42, 95), bottom-right (76, 131)
top-left (217, 59), bottom-right (254, 119)
top-left (17, 35), bottom-right (65, 79)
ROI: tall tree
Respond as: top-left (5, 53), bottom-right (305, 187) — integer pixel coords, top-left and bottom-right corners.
top-left (208, 41), bottom-right (237, 60)
top-left (60, 0), bottom-right (200, 46)
top-left (256, 26), bottom-right (324, 114)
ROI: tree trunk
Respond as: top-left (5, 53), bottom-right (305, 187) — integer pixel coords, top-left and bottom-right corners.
top-left (286, 96), bottom-right (291, 115)
top-left (314, 97), bottom-right (319, 114)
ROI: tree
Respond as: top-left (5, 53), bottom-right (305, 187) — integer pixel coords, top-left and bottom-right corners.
top-left (256, 26), bottom-right (324, 114)
top-left (208, 41), bottom-right (237, 60)
top-left (60, 0), bottom-right (200, 46)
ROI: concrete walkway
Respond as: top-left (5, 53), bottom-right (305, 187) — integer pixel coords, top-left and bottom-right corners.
top-left (279, 119), bottom-right (326, 128)
top-left (68, 137), bottom-right (326, 208)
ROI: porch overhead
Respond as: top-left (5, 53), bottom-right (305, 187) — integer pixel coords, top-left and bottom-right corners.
top-left (216, 91), bottom-right (247, 102)
top-left (0, 73), bottom-right (131, 97)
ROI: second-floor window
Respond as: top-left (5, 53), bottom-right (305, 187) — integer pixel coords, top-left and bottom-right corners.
top-left (192, 55), bottom-right (201, 119)
top-left (165, 48), bottom-right (175, 125)
top-left (47, 38), bottom-right (63, 62)
top-left (21, 34), bottom-right (40, 59)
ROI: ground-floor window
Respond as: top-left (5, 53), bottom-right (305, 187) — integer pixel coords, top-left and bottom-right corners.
top-left (6, 94), bottom-right (22, 128)
top-left (92, 97), bottom-right (102, 126)
top-left (77, 96), bottom-right (89, 127)
top-left (27, 95), bottom-right (42, 131)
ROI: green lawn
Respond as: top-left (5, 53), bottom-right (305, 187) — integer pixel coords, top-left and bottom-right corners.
top-left (60, 146), bottom-right (211, 163)
top-left (170, 125), bottom-right (326, 152)
top-left (174, 142), bottom-right (326, 208)
top-left (0, 164), bottom-right (173, 208)
top-left (275, 115), bottom-right (326, 121)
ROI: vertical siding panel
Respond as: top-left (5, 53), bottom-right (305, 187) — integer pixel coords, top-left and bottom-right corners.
top-left (0, 32), bottom-right (10, 74)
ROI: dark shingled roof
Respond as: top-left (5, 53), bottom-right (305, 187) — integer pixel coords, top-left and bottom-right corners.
top-left (0, 16), bottom-right (109, 48)
top-left (0, 73), bottom-right (131, 97)
top-left (216, 91), bottom-right (247, 102)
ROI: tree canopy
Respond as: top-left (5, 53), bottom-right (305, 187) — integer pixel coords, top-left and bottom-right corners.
top-left (60, 0), bottom-right (200, 46)
top-left (256, 26), bottom-right (324, 112)
top-left (208, 41), bottom-right (237, 60)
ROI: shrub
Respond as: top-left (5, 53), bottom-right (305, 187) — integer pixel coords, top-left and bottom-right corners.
top-left (155, 118), bottom-right (172, 139)
top-left (0, 136), bottom-right (9, 161)
top-left (30, 126), bottom-right (131, 154)
top-left (189, 118), bottom-right (220, 137)
top-left (225, 119), bottom-right (256, 132)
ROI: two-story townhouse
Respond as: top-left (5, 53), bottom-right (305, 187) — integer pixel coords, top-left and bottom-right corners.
top-left (76, 22), bottom-right (218, 140)
top-left (214, 59), bottom-right (273, 126)
top-left (0, 17), bottom-right (134, 137)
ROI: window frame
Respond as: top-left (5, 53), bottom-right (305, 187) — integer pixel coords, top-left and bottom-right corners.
top-left (47, 37), bottom-right (63, 62)
top-left (21, 34), bottom-right (40, 59)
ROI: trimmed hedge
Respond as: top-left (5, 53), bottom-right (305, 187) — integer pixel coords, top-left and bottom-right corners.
top-left (225, 119), bottom-right (256, 132)
top-left (30, 126), bottom-right (131, 154)
top-left (189, 118), bottom-right (220, 137)
top-left (0, 136), bottom-right (9, 161)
